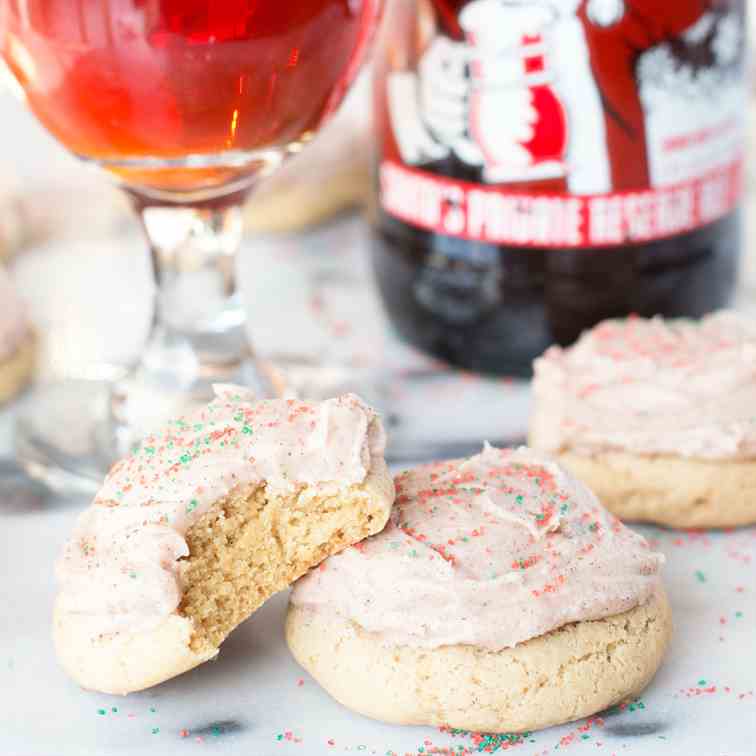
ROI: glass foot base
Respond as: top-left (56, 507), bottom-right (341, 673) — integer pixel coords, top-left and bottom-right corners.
top-left (15, 362), bottom-right (278, 497)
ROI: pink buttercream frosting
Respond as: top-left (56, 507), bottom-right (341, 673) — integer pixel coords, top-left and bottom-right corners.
top-left (56, 385), bottom-right (387, 639)
top-left (290, 445), bottom-right (663, 651)
top-left (532, 311), bottom-right (756, 460)
top-left (0, 268), bottom-right (30, 361)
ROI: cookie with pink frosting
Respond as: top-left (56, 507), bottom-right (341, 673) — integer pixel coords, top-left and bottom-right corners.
top-left (286, 445), bottom-right (670, 734)
top-left (0, 267), bottom-right (34, 404)
top-left (54, 385), bottom-right (394, 694)
top-left (530, 311), bottom-right (756, 528)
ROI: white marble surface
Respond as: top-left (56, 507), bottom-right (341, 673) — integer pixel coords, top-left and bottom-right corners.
top-left (2, 488), bottom-right (755, 756)
top-left (0, 213), bottom-right (755, 755)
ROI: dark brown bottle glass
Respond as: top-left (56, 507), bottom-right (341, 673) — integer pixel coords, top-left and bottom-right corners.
top-left (370, 0), bottom-right (745, 376)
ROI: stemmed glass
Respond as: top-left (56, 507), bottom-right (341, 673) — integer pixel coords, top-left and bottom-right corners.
top-left (0, 0), bottom-right (381, 493)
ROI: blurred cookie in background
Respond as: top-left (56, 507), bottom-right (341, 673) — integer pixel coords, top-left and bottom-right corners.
top-left (244, 77), bottom-right (370, 234)
top-left (0, 167), bottom-right (128, 263)
top-left (1, 187), bottom-right (128, 262)
top-left (0, 172), bottom-right (27, 262)
top-left (0, 266), bottom-right (35, 403)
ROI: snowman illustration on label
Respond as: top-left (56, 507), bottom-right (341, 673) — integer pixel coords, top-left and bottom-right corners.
top-left (387, 0), bottom-right (744, 195)
top-left (462, 2), bottom-right (568, 183)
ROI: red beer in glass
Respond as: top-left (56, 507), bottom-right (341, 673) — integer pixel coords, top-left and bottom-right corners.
top-left (1, 0), bottom-right (377, 192)
top-left (0, 0), bottom-right (381, 493)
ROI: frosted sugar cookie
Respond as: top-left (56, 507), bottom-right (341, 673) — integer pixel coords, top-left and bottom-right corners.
top-left (54, 386), bottom-right (394, 694)
top-left (530, 311), bottom-right (756, 528)
top-left (287, 446), bottom-right (670, 733)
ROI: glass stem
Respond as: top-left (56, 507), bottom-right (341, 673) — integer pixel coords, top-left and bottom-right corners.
top-left (109, 202), bottom-right (269, 450)
top-left (141, 203), bottom-right (248, 381)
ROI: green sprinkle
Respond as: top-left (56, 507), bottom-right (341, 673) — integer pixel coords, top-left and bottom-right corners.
top-left (698, 679), bottom-right (707, 686)
top-left (179, 453), bottom-right (191, 465)
top-left (152, 727), bottom-right (160, 735)
top-left (242, 425), bottom-right (253, 435)
top-left (129, 572), bottom-right (137, 579)
top-left (277, 734), bottom-right (283, 741)
top-left (211, 725), bottom-right (222, 737)
top-left (111, 707), bottom-right (118, 713)
top-left (187, 499), bottom-right (198, 514)
top-left (410, 549), bottom-right (418, 558)
top-left (695, 570), bottom-right (706, 583)
top-left (144, 447), bottom-right (155, 455)
top-left (736, 611), bottom-right (744, 619)
top-left (193, 424), bottom-right (204, 431)
top-left (97, 709), bottom-right (106, 716)
top-left (149, 707), bottom-right (156, 713)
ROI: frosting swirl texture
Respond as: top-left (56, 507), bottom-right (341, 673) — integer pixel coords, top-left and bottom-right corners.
top-left (532, 311), bottom-right (756, 460)
top-left (291, 445), bottom-right (663, 651)
top-left (56, 386), bottom-right (386, 639)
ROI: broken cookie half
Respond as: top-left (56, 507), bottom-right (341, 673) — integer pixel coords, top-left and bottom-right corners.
top-left (54, 385), bottom-right (394, 694)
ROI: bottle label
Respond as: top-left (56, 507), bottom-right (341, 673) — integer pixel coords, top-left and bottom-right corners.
top-left (378, 0), bottom-right (746, 248)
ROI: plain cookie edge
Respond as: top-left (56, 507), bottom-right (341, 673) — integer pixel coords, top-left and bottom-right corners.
top-left (52, 598), bottom-right (217, 695)
top-left (285, 588), bottom-right (672, 734)
top-left (538, 444), bottom-right (756, 529)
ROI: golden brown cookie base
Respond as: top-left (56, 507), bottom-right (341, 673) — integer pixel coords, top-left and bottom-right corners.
top-left (0, 332), bottom-right (35, 405)
top-left (552, 450), bottom-right (756, 529)
top-left (286, 588), bottom-right (672, 734)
